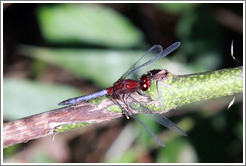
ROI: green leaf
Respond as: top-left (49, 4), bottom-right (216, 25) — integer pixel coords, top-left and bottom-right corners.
top-left (136, 114), bottom-right (161, 148)
top-left (3, 144), bottom-right (20, 159)
top-left (156, 137), bottom-right (198, 162)
top-left (37, 4), bottom-right (144, 48)
top-left (3, 78), bottom-right (81, 120)
top-left (19, 45), bottom-right (188, 88)
top-left (175, 6), bottom-right (223, 70)
top-left (106, 148), bottom-right (137, 163)
top-left (18, 45), bottom-right (148, 88)
top-left (156, 3), bottom-right (198, 14)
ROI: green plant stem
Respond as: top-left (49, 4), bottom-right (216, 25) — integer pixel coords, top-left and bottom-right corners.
top-left (3, 67), bottom-right (243, 148)
top-left (145, 66), bottom-right (243, 112)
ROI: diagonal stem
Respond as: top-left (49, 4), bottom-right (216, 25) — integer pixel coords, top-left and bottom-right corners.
top-left (3, 66), bottom-right (243, 148)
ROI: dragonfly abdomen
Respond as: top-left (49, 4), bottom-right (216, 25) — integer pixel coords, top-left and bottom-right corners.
top-left (58, 89), bottom-right (108, 105)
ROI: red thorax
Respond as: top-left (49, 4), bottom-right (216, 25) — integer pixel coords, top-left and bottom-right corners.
top-left (106, 75), bottom-right (151, 98)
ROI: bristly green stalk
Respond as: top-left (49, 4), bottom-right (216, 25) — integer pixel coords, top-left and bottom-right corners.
top-left (55, 67), bottom-right (243, 133)
top-left (145, 66), bottom-right (243, 112)
top-left (3, 67), bottom-right (243, 147)
top-left (54, 122), bottom-right (91, 132)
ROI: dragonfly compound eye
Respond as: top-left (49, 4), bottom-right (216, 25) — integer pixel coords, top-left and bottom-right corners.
top-left (141, 75), bottom-right (151, 91)
top-left (141, 83), bottom-right (149, 91)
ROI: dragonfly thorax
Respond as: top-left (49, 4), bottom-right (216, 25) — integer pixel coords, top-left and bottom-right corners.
top-left (106, 79), bottom-right (140, 97)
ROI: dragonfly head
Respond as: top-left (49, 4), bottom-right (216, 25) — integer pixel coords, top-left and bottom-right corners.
top-left (140, 75), bottom-right (151, 91)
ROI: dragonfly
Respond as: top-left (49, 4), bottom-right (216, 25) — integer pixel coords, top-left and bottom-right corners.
top-left (58, 42), bottom-right (187, 147)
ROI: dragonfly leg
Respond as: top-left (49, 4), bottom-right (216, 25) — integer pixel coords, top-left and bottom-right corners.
top-left (123, 111), bottom-right (130, 119)
top-left (159, 81), bottom-right (172, 88)
top-left (121, 94), bottom-right (130, 119)
top-left (52, 132), bottom-right (58, 142)
top-left (156, 80), bottom-right (164, 112)
top-left (137, 90), bottom-right (149, 98)
top-left (109, 96), bottom-right (130, 119)
top-left (157, 80), bottom-right (173, 111)
top-left (70, 102), bottom-right (80, 111)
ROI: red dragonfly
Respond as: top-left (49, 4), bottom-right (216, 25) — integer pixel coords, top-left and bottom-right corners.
top-left (59, 42), bottom-right (186, 147)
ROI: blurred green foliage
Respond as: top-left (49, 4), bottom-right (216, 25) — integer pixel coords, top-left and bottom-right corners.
top-left (3, 78), bottom-right (81, 120)
top-left (3, 3), bottom-right (242, 163)
top-left (18, 45), bottom-right (146, 88)
top-left (3, 144), bottom-right (21, 159)
top-left (37, 4), bottom-right (144, 48)
top-left (156, 3), bottom-right (199, 14)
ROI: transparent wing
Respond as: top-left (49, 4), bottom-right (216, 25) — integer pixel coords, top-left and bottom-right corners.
top-left (112, 97), bottom-right (165, 147)
top-left (118, 45), bottom-right (163, 80)
top-left (127, 94), bottom-right (187, 136)
top-left (118, 42), bottom-right (181, 81)
top-left (131, 113), bottom-right (165, 147)
top-left (150, 114), bottom-right (187, 136)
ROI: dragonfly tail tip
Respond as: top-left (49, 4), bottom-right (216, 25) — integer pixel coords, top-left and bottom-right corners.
top-left (58, 102), bottom-right (64, 106)
top-left (182, 132), bottom-right (188, 137)
top-left (175, 41), bottom-right (181, 47)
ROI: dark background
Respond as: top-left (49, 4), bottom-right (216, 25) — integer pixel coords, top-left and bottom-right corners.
top-left (3, 3), bottom-right (243, 163)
